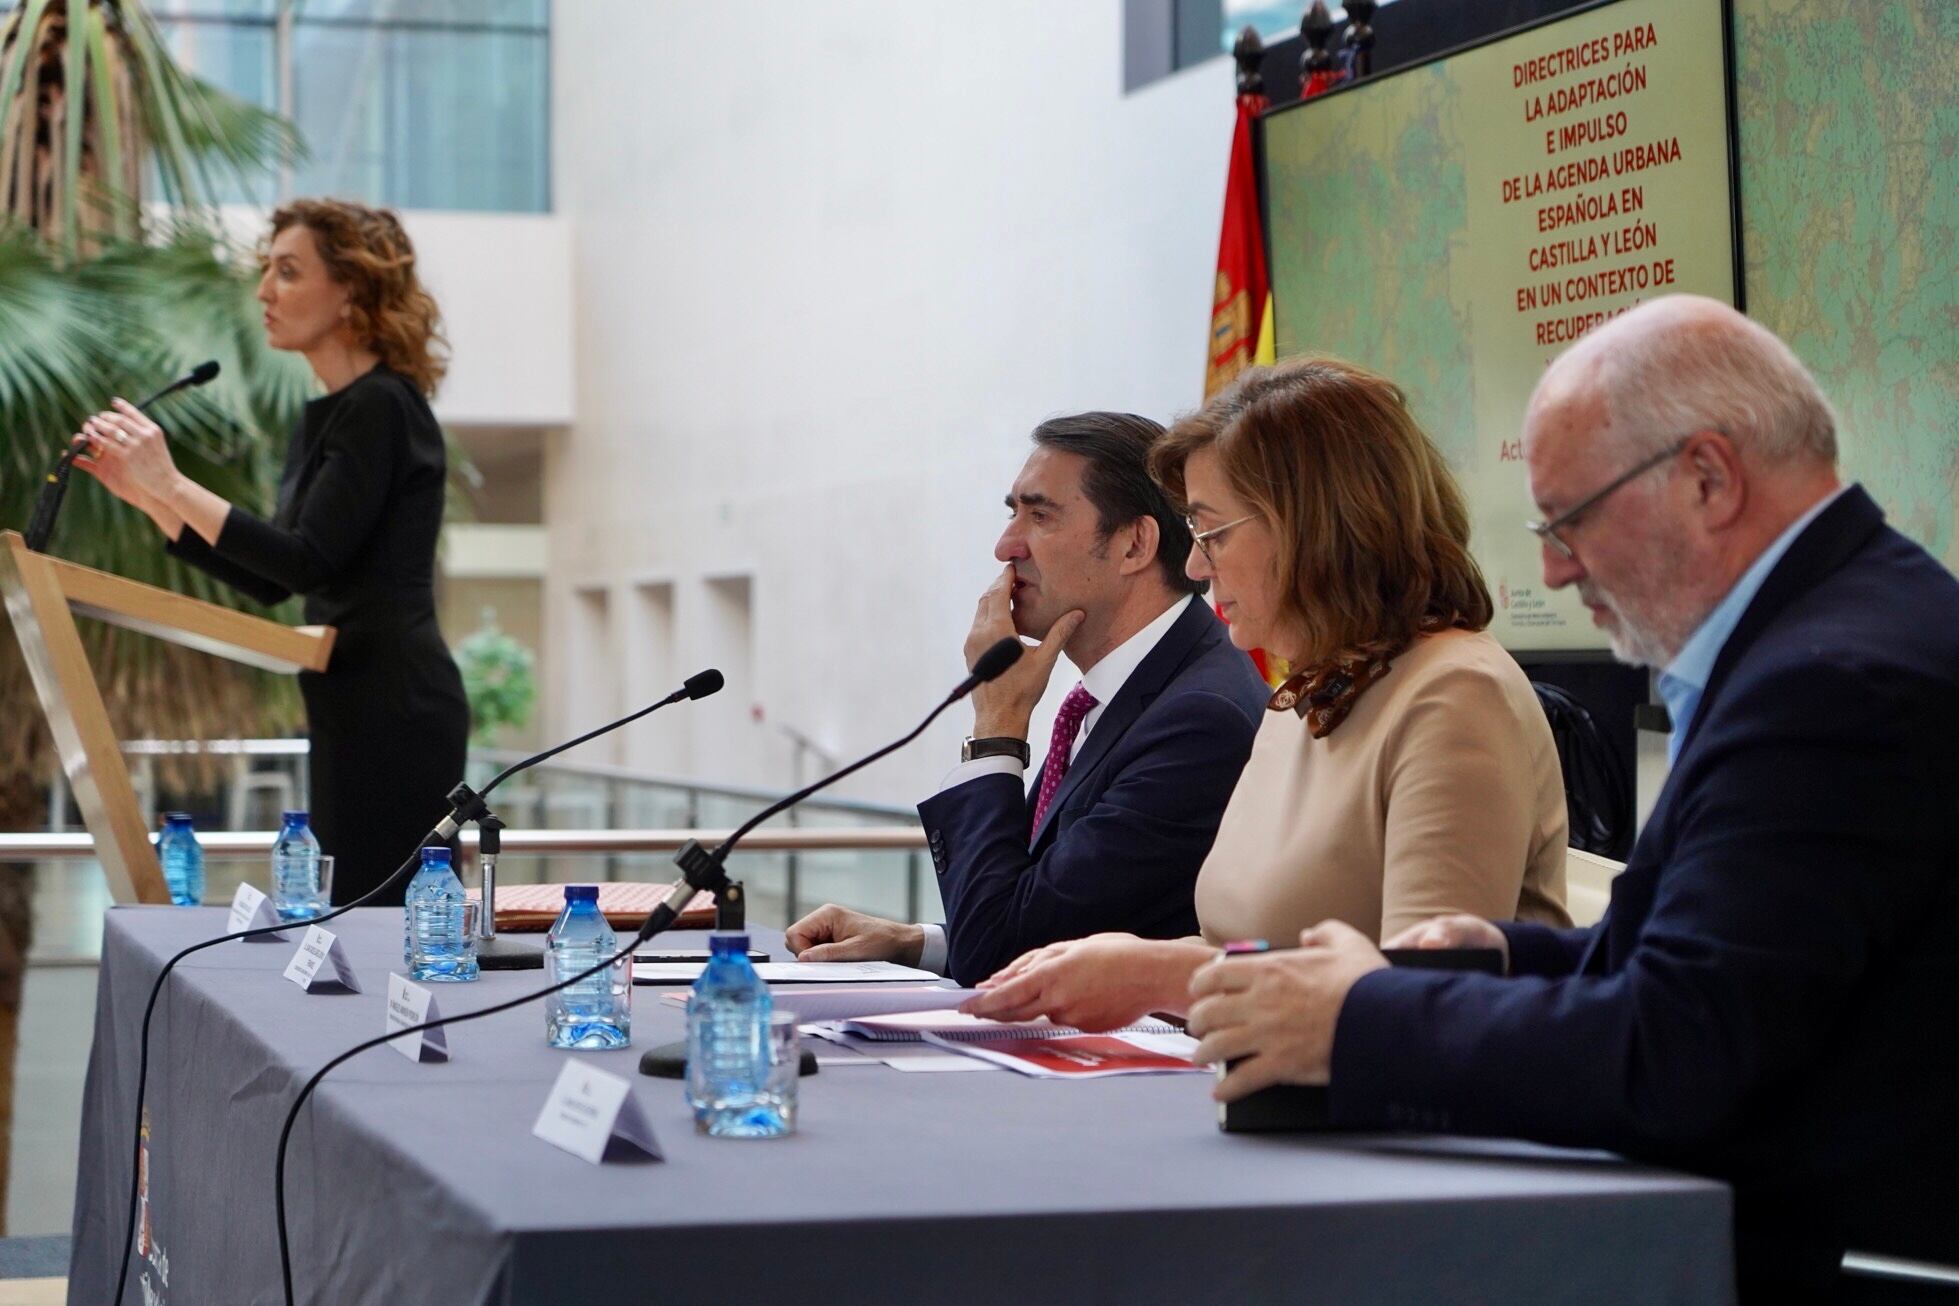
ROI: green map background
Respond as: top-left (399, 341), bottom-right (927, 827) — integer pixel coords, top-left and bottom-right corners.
top-left (1265, 0), bottom-right (1959, 613)
top-left (1735, 0), bottom-right (1958, 563)
top-left (1266, 58), bottom-right (1476, 469)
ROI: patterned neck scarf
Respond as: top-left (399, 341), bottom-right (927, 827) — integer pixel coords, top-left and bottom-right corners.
top-left (1267, 615), bottom-right (1462, 738)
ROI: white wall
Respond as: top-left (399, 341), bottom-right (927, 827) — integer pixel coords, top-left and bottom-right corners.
top-left (548, 2), bottom-right (1235, 800)
top-left (213, 206), bottom-right (574, 429)
top-left (401, 212), bottom-right (575, 429)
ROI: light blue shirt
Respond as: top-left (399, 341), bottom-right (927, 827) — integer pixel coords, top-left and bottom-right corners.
top-left (1655, 485), bottom-right (1849, 764)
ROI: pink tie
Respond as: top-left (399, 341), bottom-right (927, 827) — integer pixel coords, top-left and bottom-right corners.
top-left (1031, 684), bottom-right (1098, 838)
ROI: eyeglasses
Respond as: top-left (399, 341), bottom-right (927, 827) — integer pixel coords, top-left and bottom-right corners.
top-left (1524, 437), bottom-right (1692, 561)
top-left (1187, 514), bottom-right (1256, 566)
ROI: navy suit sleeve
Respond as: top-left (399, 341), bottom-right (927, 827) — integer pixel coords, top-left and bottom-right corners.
top-left (922, 689), bottom-right (1257, 987)
top-left (165, 525), bottom-right (293, 607)
top-left (206, 384), bottom-right (404, 596)
top-left (1496, 920), bottom-right (1593, 978)
top-left (1327, 654), bottom-right (1948, 1153)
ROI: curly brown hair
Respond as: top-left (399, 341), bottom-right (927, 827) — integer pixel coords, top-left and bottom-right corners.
top-left (1150, 356), bottom-right (1492, 664)
top-left (265, 198), bottom-right (448, 397)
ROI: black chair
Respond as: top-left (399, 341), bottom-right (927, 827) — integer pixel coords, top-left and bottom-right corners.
top-left (1531, 681), bottom-right (1634, 861)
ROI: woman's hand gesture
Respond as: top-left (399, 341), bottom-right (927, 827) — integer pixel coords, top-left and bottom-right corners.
top-left (72, 398), bottom-right (181, 511)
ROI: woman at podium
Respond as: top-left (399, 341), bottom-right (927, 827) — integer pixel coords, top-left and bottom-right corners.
top-left (71, 199), bottom-right (468, 907)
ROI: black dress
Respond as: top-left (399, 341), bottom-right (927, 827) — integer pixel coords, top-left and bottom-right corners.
top-left (167, 364), bottom-right (469, 906)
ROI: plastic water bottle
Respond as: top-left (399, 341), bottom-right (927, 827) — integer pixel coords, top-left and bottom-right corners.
top-left (157, 813), bottom-right (204, 907)
top-left (270, 810), bottom-right (324, 921)
top-left (404, 846), bottom-right (478, 982)
top-left (686, 932), bottom-right (785, 1137)
top-left (545, 886), bottom-right (630, 1049)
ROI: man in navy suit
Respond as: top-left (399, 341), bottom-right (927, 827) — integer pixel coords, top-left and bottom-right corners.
top-left (789, 412), bottom-right (1269, 986)
top-left (1185, 297), bottom-right (1959, 1300)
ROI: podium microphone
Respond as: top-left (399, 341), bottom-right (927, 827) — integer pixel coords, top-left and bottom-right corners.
top-left (24, 360), bottom-right (221, 552)
top-left (267, 639), bottom-right (1023, 1306)
top-left (111, 669), bottom-right (723, 1306)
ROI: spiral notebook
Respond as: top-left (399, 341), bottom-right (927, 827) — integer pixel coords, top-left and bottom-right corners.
top-left (838, 1009), bottom-right (1180, 1043)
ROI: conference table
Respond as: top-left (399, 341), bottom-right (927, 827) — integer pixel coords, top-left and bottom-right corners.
top-left (71, 908), bottom-right (1735, 1304)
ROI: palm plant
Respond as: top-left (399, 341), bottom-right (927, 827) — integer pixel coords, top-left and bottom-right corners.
top-left (0, 0), bottom-right (307, 1230)
top-left (1, 0), bottom-right (313, 1237)
top-left (1, 0), bottom-right (310, 816)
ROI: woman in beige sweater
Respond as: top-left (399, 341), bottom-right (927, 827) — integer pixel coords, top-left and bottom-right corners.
top-left (964, 357), bottom-right (1570, 1030)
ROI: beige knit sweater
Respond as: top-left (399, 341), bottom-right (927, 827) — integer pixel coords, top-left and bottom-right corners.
top-left (1194, 628), bottom-right (1572, 946)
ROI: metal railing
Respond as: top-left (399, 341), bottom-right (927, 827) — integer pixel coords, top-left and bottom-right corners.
top-left (0, 828), bottom-right (927, 858)
top-left (21, 740), bottom-right (937, 963)
top-left (1, 826), bottom-right (935, 967)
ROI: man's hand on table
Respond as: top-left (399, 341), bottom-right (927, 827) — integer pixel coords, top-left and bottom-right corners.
top-left (786, 903), bottom-right (925, 967)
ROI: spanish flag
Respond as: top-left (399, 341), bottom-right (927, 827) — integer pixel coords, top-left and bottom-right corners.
top-left (1206, 87), bottom-right (1289, 686)
top-left (1204, 84), bottom-right (1269, 399)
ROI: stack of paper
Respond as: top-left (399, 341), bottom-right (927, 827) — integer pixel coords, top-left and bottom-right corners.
top-left (806, 1009), bottom-right (1205, 1079)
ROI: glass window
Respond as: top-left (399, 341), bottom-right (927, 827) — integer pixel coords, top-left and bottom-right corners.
top-left (1218, 0), bottom-right (1400, 55)
top-left (291, 20), bottom-right (549, 211)
top-left (135, 0), bottom-right (551, 213)
top-left (296, 0), bottom-right (545, 23)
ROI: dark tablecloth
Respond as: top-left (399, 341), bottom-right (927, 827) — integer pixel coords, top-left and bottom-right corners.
top-left (71, 907), bottom-right (1733, 1304)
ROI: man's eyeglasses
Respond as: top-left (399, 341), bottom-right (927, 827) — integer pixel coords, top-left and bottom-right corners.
top-left (1524, 437), bottom-right (1692, 561)
top-left (1187, 514), bottom-right (1256, 566)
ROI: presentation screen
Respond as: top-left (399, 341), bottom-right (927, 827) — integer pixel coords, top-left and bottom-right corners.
top-left (1261, 0), bottom-right (1739, 652)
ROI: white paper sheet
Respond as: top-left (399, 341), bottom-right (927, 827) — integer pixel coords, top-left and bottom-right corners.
top-left (633, 960), bottom-right (942, 985)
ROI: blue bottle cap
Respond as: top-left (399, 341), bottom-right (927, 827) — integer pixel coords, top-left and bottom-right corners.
top-left (419, 845), bottom-right (452, 866)
top-left (163, 812), bottom-right (194, 828)
top-left (709, 932), bottom-right (750, 954)
top-left (564, 885), bottom-right (599, 902)
top-left (281, 809), bottom-right (309, 824)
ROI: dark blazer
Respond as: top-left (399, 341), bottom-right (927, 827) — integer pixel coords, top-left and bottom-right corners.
top-left (1327, 487), bottom-right (1959, 1298)
top-left (920, 597), bottom-right (1269, 987)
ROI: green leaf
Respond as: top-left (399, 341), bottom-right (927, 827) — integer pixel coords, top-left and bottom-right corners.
top-left (83, 5), bottom-right (134, 239)
top-left (61, 0), bottom-right (87, 253)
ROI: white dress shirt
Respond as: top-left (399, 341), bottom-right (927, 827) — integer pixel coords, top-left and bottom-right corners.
top-left (917, 594), bottom-right (1199, 973)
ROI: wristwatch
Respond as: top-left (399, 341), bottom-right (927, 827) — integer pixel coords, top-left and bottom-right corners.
top-left (961, 735), bottom-right (1031, 766)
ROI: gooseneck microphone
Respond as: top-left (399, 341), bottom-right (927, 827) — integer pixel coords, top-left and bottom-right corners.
top-left (111, 669), bottom-right (722, 1306)
top-left (267, 640), bottom-right (1024, 1306)
top-left (641, 636), bottom-right (1026, 941)
top-left (439, 666), bottom-right (727, 840)
top-left (24, 360), bottom-right (222, 552)
top-left (136, 359), bottom-right (221, 408)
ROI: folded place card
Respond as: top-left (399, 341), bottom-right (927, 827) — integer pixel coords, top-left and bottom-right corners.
top-left (531, 1061), bottom-right (663, 1164)
top-left (228, 883), bottom-right (288, 942)
top-left (282, 924), bottom-right (362, 994)
top-left (384, 973), bottom-right (449, 1063)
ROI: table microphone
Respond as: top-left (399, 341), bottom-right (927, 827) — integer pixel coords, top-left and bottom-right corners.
top-left (640, 636), bottom-right (1025, 940)
top-left (111, 669), bottom-right (723, 1306)
top-left (266, 638), bottom-right (1023, 1306)
top-left (24, 360), bottom-right (221, 552)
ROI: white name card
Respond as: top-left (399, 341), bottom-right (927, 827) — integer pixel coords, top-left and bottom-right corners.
top-left (531, 1061), bottom-right (662, 1164)
top-left (385, 973), bottom-right (449, 1063)
top-left (282, 925), bottom-right (362, 994)
top-left (228, 883), bottom-right (288, 942)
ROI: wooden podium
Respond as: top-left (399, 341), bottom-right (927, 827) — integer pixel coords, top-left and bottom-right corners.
top-left (0, 530), bottom-right (334, 903)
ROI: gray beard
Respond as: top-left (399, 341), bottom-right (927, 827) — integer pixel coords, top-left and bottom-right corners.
top-left (1606, 620), bottom-right (1678, 670)
top-left (1592, 587), bottom-right (1702, 670)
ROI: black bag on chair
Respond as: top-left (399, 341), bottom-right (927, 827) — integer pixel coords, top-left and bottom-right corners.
top-left (1531, 681), bottom-right (1634, 860)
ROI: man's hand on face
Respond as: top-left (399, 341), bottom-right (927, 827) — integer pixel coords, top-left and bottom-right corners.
top-left (785, 904), bottom-right (925, 966)
top-left (965, 564), bottom-right (1085, 740)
